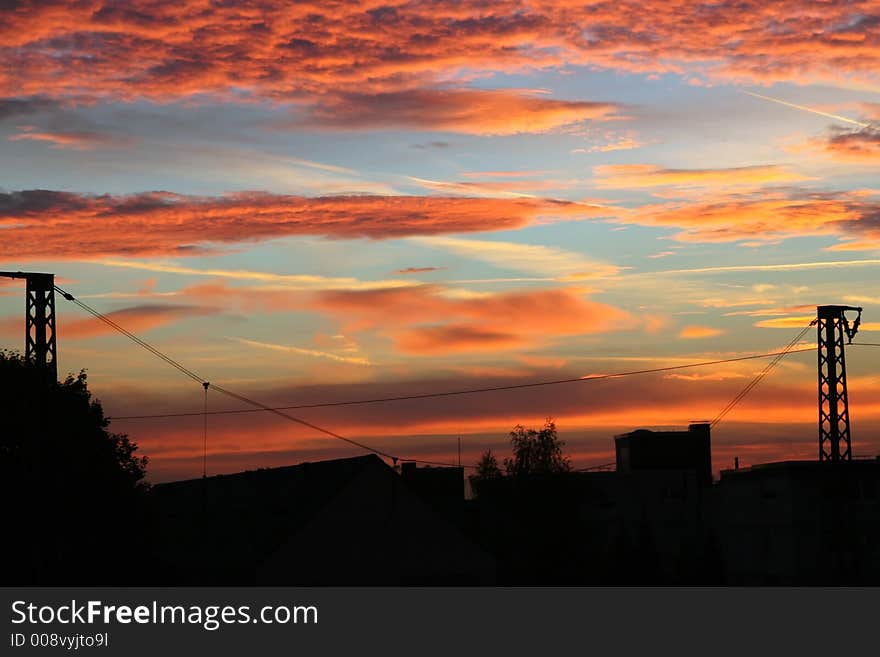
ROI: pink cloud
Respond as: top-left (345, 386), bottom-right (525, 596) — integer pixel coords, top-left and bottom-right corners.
top-left (0, 190), bottom-right (603, 259)
top-left (1, 1), bottom-right (877, 128)
top-left (621, 189), bottom-right (880, 245)
top-left (297, 88), bottom-right (621, 134)
top-left (178, 281), bottom-right (632, 355)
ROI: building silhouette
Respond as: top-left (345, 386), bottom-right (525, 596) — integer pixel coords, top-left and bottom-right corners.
top-left (140, 425), bottom-right (880, 585)
top-left (615, 422), bottom-right (712, 486)
top-left (714, 459), bottom-right (880, 584)
top-left (148, 454), bottom-right (494, 585)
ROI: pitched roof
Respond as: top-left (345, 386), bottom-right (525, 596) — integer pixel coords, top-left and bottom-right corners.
top-left (149, 454), bottom-right (387, 578)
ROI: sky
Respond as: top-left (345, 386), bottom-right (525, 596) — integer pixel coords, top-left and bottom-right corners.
top-left (2, 0), bottom-right (880, 482)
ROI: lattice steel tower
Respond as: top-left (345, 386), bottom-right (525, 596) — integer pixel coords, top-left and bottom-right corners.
top-left (0, 271), bottom-right (58, 385)
top-left (816, 305), bottom-right (862, 462)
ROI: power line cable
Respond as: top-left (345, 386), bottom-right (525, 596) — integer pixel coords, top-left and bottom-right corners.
top-left (711, 322), bottom-right (815, 428)
top-left (57, 288), bottom-right (205, 385)
top-left (54, 286), bottom-right (445, 466)
top-left (207, 381), bottom-right (400, 460)
top-left (577, 462), bottom-right (616, 472)
top-left (108, 347), bottom-right (816, 421)
top-left (54, 286), bottom-right (827, 470)
top-left (711, 323), bottom-right (813, 427)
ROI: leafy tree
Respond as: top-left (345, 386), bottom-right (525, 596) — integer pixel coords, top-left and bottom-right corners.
top-left (503, 418), bottom-right (571, 477)
top-left (469, 420), bottom-right (572, 495)
top-left (0, 350), bottom-right (148, 583)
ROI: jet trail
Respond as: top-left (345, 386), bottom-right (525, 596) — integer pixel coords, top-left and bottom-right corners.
top-left (742, 90), bottom-right (871, 128)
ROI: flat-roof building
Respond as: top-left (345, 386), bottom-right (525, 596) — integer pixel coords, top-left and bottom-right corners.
top-left (714, 458), bottom-right (880, 584)
top-left (615, 422), bottom-right (712, 485)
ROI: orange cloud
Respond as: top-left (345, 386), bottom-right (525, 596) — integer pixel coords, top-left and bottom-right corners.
top-left (1, 304), bottom-right (218, 340)
top-left (308, 284), bottom-right (631, 354)
top-left (296, 88), bottom-right (620, 135)
top-left (395, 324), bottom-right (525, 353)
top-left (811, 127), bottom-right (880, 163)
top-left (170, 280), bottom-right (633, 355)
top-left (5, 185), bottom-right (876, 260)
top-left (584, 131), bottom-right (646, 153)
top-left (67, 304), bottom-right (220, 339)
top-left (623, 190), bottom-right (880, 245)
top-left (8, 127), bottom-right (132, 150)
top-left (753, 316), bottom-right (817, 329)
top-left (679, 325), bottom-right (724, 339)
top-left (593, 164), bottom-right (808, 189)
top-left (0, 190), bottom-right (603, 259)
top-left (1, 1), bottom-right (877, 122)
top-left (825, 240), bottom-right (880, 251)
top-left (725, 304), bottom-right (815, 318)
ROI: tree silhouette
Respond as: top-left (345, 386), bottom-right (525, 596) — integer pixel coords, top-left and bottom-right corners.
top-left (469, 449), bottom-right (502, 496)
top-left (0, 351), bottom-right (148, 583)
top-left (475, 450), bottom-right (502, 479)
top-left (503, 418), bottom-right (571, 477)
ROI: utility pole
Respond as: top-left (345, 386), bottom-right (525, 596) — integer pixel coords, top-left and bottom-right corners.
top-left (0, 271), bottom-right (58, 385)
top-left (816, 305), bottom-right (862, 462)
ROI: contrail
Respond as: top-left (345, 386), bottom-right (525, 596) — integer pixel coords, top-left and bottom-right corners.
top-left (654, 258), bottom-right (880, 275)
top-left (405, 175), bottom-right (616, 209)
top-left (741, 90), bottom-right (871, 128)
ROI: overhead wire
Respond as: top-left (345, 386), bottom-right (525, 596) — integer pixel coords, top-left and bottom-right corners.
top-left (206, 381), bottom-right (400, 461)
top-left (54, 285), bottom-right (831, 471)
top-left (108, 347), bottom-right (816, 421)
top-left (56, 287), bottom-right (205, 385)
top-left (55, 286), bottom-right (456, 467)
top-left (577, 462), bottom-right (616, 472)
top-left (710, 321), bottom-right (815, 428)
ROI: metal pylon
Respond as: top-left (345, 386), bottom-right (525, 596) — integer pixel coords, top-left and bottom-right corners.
top-left (816, 305), bottom-right (862, 462)
top-left (1, 271), bottom-right (58, 385)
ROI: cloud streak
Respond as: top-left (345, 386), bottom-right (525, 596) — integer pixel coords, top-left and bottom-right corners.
top-left (593, 164), bottom-right (809, 189)
top-left (8, 126), bottom-right (133, 150)
top-left (307, 284), bottom-right (632, 355)
top-left (653, 258), bottom-right (880, 275)
top-left (679, 325), bottom-right (724, 339)
top-left (298, 88), bottom-right (621, 135)
top-left (741, 91), bottom-right (872, 129)
top-left (0, 190), bottom-right (604, 259)
top-left (62, 304), bottom-right (219, 339)
top-left (393, 267), bottom-right (446, 275)
top-left (95, 260), bottom-right (419, 291)
top-left (232, 337), bottom-right (371, 366)
top-left (410, 236), bottom-right (622, 279)
top-left (621, 189), bottom-right (879, 245)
